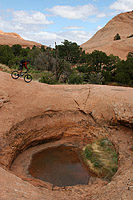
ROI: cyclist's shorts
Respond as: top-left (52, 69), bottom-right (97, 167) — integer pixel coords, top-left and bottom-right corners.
top-left (19, 64), bottom-right (23, 70)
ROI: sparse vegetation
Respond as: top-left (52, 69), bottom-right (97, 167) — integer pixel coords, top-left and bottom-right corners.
top-left (0, 63), bottom-right (11, 72)
top-left (82, 138), bottom-right (118, 181)
top-left (39, 71), bottom-right (58, 84)
top-left (114, 33), bottom-right (121, 40)
top-left (0, 41), bottom-right (132, 86)
top-left (68, 71), bottom-right (84, 84)
top-left (87, 72), bottom-right (104, 84)
top-left (127, 34), bottom-right (133, 38)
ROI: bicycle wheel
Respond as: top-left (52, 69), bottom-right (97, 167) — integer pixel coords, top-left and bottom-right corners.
top-left (24, 74), bottom-right (32, 83)
top-left (11, 71), bottom-right (19, 79)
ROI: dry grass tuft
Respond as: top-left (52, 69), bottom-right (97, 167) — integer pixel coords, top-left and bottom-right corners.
top-left (82, 138), bottom-right (118, 181)
top-left (0, 63), bottom-right (11, 73)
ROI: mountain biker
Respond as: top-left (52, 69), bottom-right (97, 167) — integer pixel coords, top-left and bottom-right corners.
top-left (18, 59), bottom-right (29, 75)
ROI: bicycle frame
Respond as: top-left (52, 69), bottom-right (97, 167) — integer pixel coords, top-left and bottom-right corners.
top-left (19, 70), bottom-right (28, 77)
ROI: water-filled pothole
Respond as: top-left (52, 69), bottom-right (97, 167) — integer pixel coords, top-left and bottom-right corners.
top-left (28, 145), bottom-right (91, 187)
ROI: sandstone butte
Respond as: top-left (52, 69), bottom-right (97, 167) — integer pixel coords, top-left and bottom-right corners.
top-left (81, 11), bottom-right (133, 60)
top-left (0, 70), bottom-right (133, 200)
top-left (0, 30), bottom-right (42, 48)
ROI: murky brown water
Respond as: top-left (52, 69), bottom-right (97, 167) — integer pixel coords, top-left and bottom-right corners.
top-left (28, 145), bottom-right (90, 187)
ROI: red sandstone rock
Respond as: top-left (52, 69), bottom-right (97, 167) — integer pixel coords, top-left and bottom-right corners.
top-left (0, 71), bottom-right (133, 199)
top-left (0, 30), bottom-right (43, 48)
top-left (81, 11), bottom-right (133, 60)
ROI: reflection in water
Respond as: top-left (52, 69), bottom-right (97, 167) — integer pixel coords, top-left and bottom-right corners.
top-left (29, 145), bottom-right (90, 187)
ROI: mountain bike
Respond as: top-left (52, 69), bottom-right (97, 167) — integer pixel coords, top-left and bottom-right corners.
top-left (11, 70), bottom-right (32, 83)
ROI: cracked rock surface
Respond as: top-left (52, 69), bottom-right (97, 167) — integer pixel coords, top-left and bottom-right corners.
top-left (0, 71), bottom-right (133, 200)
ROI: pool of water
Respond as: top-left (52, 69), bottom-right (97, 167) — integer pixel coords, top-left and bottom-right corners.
top-left (28, 145), bottom-right (90, 187)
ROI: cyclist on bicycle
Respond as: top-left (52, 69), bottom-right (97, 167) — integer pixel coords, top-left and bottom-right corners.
top-left (18, 59), bottom-right (29, 75)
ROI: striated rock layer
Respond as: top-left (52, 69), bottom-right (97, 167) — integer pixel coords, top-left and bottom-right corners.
top-left (81, 11), bottom-right (133, 60)
top-left (0, 71), bottom-right (133, 200)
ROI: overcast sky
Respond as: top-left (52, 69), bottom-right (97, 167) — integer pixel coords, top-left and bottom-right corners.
top-left (0, 0), bottom-right (133, 47)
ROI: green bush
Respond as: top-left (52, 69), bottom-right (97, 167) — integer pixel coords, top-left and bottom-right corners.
top-left (0, 45), bottom-right (15, 65)
top-left (88, 72), bottom-right (104, 84)
top-left (68, 71), bottom-right (84, 84)
top-left (114, 58), bottom-right (133, 86)
top-left (39, 72), bottom-right (57, 84)
top-left (76, 64), bottom-right (89, 73)
top-left (11, 44), bottom-right (22, 56)
top-left (114, 33), bottom-right (121, 40)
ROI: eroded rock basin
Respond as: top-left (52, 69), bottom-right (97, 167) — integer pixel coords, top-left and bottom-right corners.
top-left (5, 124), bottom-right (133, 200)
top-left (29, 145), bottom-right (90, 187)
top-left (11, 138), bottom-right (95, 189)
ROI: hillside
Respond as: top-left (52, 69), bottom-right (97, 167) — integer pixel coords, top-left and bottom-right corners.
top-left (0, 30), bottom-right (42, 48)
top-left (81, 11), bottom-right (133, 60)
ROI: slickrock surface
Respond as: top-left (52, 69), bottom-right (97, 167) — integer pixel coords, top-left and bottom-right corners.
top-left (0, 71), bottom-right (133, 200)
top-left (81, 11), bottom-right (133, 60)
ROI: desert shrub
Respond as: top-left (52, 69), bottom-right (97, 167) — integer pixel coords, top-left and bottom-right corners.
top-left (76, 64), bottom-right (89, 73)
top-left (11, 44), bottom-right (22, 56)
top-left (8, 56), bottom-right (22, 68)
top-left (0, 45), bottom-right (14, 65)
top-left (27, 47), bottom-right (41, 66)
top-left (114, 59), bottom-right (133, 86)
top-left (114, 33), bottom-right (121, 40)
top-left (89, 50), bottom-right (109, 72)
top-left (127, 51), bottom-right (133, 59)
top-left (39, 71), bottom-right (57, 84)
top-left (68, 71), bottom-right (84, 84)
top-left (34, 51), bottom-right (56, 71)
top-left (88, 72), bottom-right (104, 84)
top-left (21, 47), bottom-right (30, 57)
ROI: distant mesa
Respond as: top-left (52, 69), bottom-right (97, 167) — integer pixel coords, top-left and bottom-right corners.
top-left (0, 30), bottom-right (43, 48)
top-left (0, 30), bottom-right (22, 39)
top-left (81, 11), bottom-right (133, 60)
